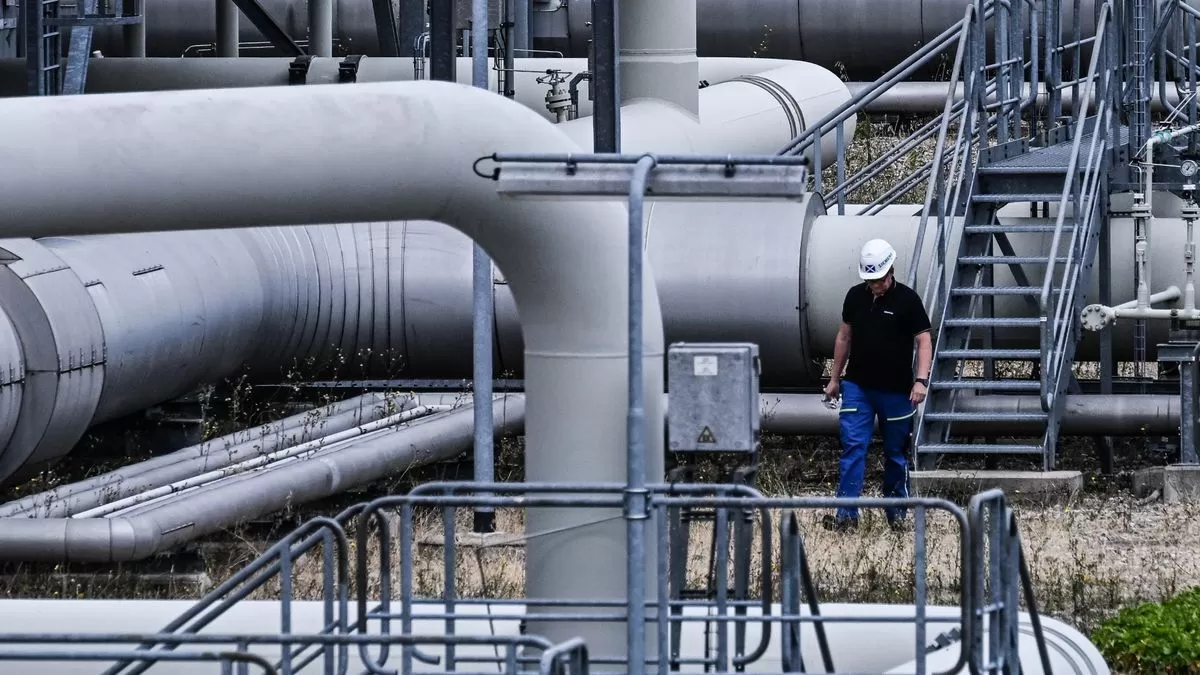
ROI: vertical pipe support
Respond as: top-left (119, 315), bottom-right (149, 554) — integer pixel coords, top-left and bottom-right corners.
top-left (308, 0), bottom-right (333, 56)
top-left (123, 0), bottom-right (146, 57)
top-left (471, 0), bottom-right (496, 534)
top-left (1183, 348), bottom-right (1200, 464)
top-left (626, 154), bottom-right (656, 674)
top-left (216, 0), bottom-right (240, 57)
top-left (591, 0), bottom-right (620, 152)
top-left (429, 0), bottom-right (456, 82)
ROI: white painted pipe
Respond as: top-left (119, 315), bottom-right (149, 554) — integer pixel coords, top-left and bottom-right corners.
top-left (556, 61), bottom-right (856, 161)
top-left (0, 600), bottom-right (1109, 674)
top-left (0, 79), bottom-right (665, 659)
top-left (72, 405), bottom-right (451, 519)
top-left (0, 393), bottom-right (397, 519)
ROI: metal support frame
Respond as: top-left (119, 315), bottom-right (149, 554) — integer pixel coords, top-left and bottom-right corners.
top-left (590, 0), bottom-right (619, 152)
top-left (470, 0), bottom-right (496, 534)
top-left (227, 0), bottom-right (304, 56)
top-left (1157, 340), bottom-right (1200, 464)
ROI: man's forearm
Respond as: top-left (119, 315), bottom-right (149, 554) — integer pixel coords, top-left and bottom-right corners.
top-left (831, 337), bottom-right (850, 380)
top-left (915, 335), bottom-right (932, 379)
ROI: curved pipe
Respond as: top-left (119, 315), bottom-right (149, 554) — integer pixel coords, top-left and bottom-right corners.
top-left (0, 79), bottom-right (665, 657)
top-left (555, 62), bottom-right (855, 161)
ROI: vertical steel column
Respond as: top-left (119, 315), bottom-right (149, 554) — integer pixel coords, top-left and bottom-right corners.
top-left (429, 0), bottom-right (456, 82)
top-left (591, 0), bottom-right (620, 152)
top-left (398, 0), bottom-right (425, 57)
top-left (216, 0), bottom-right (240, 56)
top-left (514, 0), bottom-right (529, 53)
top-left (123, 0), bottom-right (146, 56)
top-left (502, 0), bottom-right (514, 97)
top-left (471, 0), bottom-right (496, 534)
top-left (308, 0), bottom-right (333, 56)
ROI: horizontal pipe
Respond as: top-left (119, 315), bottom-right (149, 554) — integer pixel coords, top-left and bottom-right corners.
top-left (0, 600), bottom-right (1106, 675)
top-left (0, 393), bottom-right (395, 518)
top-left (759, 393), bottom-right (1181, 436)
top-left (73, 405), bottom-right (452, 519)
top-left (0, 394), bottom-right (524, 562)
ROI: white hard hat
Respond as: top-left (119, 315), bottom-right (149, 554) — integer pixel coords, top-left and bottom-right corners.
top-left (859, 238), bottom-right (897, 280)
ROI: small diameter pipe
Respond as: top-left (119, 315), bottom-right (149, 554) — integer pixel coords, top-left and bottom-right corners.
top-left (215, 0), bottom-right (239, 57)
top-left (471, 0), bottom-right (496, 534)
top-left (0, 393), bottom-right (394, 519)
top-left (626, 154), bottom-right (655, 672)
top-left (72, 405), bottom-right (450, 519)
top-left (1083, 287), bottom-right (1185, 329)
top-left (1185, 200), bottom-right (1198, 311)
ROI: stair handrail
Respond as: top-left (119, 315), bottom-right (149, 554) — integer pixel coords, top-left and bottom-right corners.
top-left (1039, 0), bottom-right (1115, 412)
top-left (910, 1), bottom-right (983, 307)
top-left (775, 2), bottom-right (996, 162)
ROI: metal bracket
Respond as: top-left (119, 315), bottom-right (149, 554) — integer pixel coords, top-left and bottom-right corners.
top-left (288, 55), bottom-right (313, 85)
top-left (1157, 341), bottom-right (1200, 464)
top-left (482, 155), bottom-right (809, 200)
top-left (338, 54), bottom-right (365, 83)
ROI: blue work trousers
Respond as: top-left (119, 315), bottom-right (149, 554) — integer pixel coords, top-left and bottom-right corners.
top-left (835, 379), bottom-right (914, 523)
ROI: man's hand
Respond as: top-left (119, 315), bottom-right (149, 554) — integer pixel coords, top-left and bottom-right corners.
top-left (910, 381), bottom-right (927, 405)
top-left (824, 379), bottom-right (841, 400)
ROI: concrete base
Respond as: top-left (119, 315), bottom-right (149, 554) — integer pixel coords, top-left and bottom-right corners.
top-left (911, 470), bottom-right (1084, 506)
top-left (1132, 463), bottom-right (1200, 503)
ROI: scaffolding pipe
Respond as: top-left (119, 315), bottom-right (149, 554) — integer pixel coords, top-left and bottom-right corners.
top-left (0, 78), bottom-right (665, 657)
top-left (0, 394), bottom-right (524, 563)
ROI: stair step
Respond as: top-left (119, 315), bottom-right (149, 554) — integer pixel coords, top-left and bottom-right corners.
top-left (972, 193), bottom-right (1063, 203)
top-left (963, 224), bottom-right (1063, 234)
top-left (916, 443), bottom-right (1046, 455)
top-left (949, 286), bottom-right (1056, 296)
top-left (930, 379), bottom-right (1042, 391)
top-left (958, 255), bottom-right (1068, 265)
top-left (937, 348), bottom-right (1042, 359)
top-left (943, 317), bottom-right (1042, 328)
top-left (922, 411), bottom-right (1049, 423)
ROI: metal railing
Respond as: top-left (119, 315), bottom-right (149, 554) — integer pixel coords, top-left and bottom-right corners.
top-left (1039, 1), bottom-right (1117, 418)
top-left (967, 489), bottom-right (1055, 674)
top-left (0, 478), bottom-right (1061, 675)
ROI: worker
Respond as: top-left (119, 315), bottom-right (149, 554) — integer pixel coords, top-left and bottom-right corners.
top-left (821, 238), bottom-right (932, 532)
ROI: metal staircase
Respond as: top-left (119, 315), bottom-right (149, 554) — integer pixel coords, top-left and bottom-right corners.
top-left (911, 0), bottom-right (1121, 470)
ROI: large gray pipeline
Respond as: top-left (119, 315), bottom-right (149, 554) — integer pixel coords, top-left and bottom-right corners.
top-left (0, 59), bottom-right (839, 488)
top-left (0, 79), bottom-right (665, 659)
top-left (0, 600), bottom-right (1109, 675)
top-left (0, 57), bottom-right (851, 164)
top-left (0, 394), bottom-right (523, 562)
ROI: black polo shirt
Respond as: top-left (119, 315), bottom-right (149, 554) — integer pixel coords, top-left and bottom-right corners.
top-left (841, 279), bottom-right (931, 394)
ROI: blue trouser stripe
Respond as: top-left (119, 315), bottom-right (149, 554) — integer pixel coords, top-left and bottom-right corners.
top-left (835, 379), bottom-right (913, 522)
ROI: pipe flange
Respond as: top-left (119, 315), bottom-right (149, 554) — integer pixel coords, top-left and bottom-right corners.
top-left (1080, 304), bottom-right (1110, 331)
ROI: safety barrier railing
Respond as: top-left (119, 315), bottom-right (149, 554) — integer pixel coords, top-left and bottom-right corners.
top-left (967, 489), bottom-right (1055, 674)
top-left (0, 479), bottom-right (1055, 675)
top-left (1040, 1), bottom-right (1117, 422)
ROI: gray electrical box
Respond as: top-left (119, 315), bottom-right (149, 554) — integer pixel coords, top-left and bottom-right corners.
top-left (667, 342), bottom-right (761, 453)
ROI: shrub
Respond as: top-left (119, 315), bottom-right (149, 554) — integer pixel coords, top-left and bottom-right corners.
top-left (1091, 585), bottom-right (1200, 674)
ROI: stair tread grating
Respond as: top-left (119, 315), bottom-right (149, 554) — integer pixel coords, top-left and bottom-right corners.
top-left (937, 348), bottom-right (1042, 359)
top-left (930, 379), bottom-right (1043, 391)
top-left (915, 443), bottom-right (1046, 455)
top-left (922, 411), bottom-right (1050, 422)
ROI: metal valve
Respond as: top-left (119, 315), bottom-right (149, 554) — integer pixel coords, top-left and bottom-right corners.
top-left (537, 69), bottom-right (573, 122)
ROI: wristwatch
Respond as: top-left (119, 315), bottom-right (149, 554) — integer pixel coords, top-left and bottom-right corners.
top-left (915, 377), bottom-right (929, 387)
